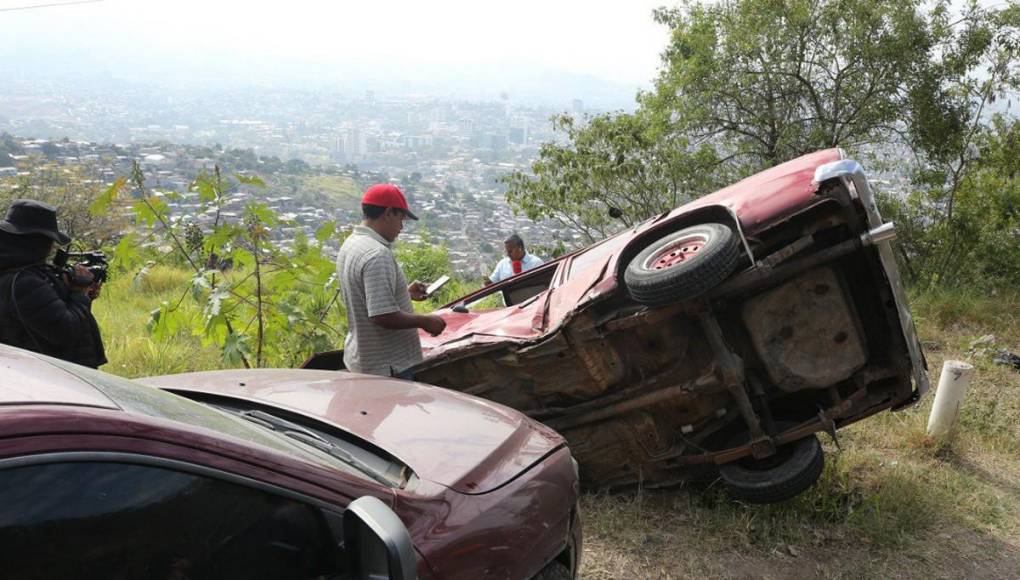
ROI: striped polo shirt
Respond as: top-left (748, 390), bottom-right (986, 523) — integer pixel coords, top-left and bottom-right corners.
top-left (336, 225), bottom-right (422, 376)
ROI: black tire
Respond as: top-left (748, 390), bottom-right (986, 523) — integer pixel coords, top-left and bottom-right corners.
top-left (532, 562), bottom-right (572, 580)
top-left (624, 223), bottom-right (740, 306)
top-left (719, 434), bottom-right (824, 504)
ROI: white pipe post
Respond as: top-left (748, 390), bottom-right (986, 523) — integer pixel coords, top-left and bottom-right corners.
top-left (927, 360), bottom-right (976, 440)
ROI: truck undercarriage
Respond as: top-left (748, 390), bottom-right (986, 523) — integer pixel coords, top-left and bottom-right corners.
top-left (412, 178), bottom-right (924, 500)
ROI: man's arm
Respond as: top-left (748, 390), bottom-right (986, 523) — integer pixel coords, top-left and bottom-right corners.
top-left (488, 259), bottom-right (503, 285)
top-left (370, 311), bottom-right (445, 336)
top-left (363, 255), bottom-right (446, 336)
top-left (11, 270), bottom-right (95, 347)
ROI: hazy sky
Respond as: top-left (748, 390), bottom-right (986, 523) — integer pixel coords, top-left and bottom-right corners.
top-left (0, 0), bottom-right (671, 102)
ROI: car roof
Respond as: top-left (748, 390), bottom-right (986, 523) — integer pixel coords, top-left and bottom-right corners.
top-left (0, 345), bottom-right (119, 409)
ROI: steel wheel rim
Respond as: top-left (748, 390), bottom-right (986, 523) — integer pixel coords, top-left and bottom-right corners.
top-left (642, 234), bottom-right (708, 271)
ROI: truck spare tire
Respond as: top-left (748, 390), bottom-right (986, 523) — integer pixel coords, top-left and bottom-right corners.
top-left (624, 223), bottom-right (740, 306)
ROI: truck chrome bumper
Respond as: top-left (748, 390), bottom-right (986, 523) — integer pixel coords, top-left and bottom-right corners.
top-left (815, 159), bottom-right (930, 398)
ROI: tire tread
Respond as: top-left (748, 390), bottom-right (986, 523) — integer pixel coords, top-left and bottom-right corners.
top-left (624, 224), bottom-right (740, 306)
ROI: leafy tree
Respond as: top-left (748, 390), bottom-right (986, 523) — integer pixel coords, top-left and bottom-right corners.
top-left (503, 112), bottom-right (725, 244)
top-left (0, 161), bottom-right (129, 246)
top-left (39, 141), bottom-right (60, 159)
top-left (646, 0), bottom-right (954, 166)
top-left (93, 162), bottom-right (344, 367)
top-left (504, 0), bottom-right (1020, 253)
top-left (284, 158), bottom-right (312, 175)
top-left (886, 116), bottom-right (1020, 289)
top-left (888, 3), bottom-right (1020, 288)
top-left (0, 132), bottom-right (22, 154)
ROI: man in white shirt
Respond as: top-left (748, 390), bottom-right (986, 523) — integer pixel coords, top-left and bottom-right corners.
top-left (487, 234), bottom-right (544, 284)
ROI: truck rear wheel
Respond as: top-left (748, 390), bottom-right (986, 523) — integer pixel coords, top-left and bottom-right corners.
top-left (718, 434), bottom-right (824, 504)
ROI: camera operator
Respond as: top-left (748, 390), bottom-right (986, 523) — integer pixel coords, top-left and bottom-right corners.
top-left (0, 200), bottom-right (106, 368)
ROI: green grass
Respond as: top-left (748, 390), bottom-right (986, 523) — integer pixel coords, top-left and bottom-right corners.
top-left (302, 175), bottom-right (361, 205)
top-left (93, 265), bottom-right (226, 377)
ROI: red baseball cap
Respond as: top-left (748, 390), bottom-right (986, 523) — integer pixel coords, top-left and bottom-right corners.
top-left (361, 183), bottom-right (419, 220)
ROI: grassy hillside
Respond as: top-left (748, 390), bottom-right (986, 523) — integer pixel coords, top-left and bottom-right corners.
top-left (301, 175), bottom-right (362, 205)
top-left (93, 272), bottom-right (1020, 578)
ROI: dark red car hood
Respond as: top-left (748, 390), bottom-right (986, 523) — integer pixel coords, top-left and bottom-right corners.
top-left (141, 369), bottom-right (564, 494)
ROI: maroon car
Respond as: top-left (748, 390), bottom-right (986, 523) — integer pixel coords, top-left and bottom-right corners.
top-left (0, 345), bottom-right (581, 579)
top-left (305, 150), bottom-right (929, 503)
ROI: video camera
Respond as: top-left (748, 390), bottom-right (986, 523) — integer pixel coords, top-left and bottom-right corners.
top-left (53, 249), bottom-right (109, 287)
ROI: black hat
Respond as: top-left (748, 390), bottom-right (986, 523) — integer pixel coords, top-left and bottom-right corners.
top-left (0, 200), bottom-right (70, 245)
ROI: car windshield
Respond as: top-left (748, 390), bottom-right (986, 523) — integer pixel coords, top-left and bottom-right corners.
top-left (42, 357), bottom-right (397, 486)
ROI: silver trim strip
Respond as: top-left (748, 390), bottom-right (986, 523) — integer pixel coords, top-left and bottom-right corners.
top-left (814, 160), bottom-right (930, 397)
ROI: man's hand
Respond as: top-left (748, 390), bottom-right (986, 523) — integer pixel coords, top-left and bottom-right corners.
top-left (64, 264), bottom-right (94, 293)
top-left (420, 314), bottom-right (446, 336)
top-left (408, 280), bottom-right (428, 301)
top-left (87, 282), bottom-right (102, 300)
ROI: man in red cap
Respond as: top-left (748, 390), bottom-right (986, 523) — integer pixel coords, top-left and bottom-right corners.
top-left (335, 184), bottom-right (446, 379)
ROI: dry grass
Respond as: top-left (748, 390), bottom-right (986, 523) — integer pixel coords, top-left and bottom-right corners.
top-left (580, 290), bottom-right (1020, 579)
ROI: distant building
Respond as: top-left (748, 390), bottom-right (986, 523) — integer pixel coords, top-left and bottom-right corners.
top-left (339, 128), bottom-right (368, 161)
top-left (509, 127), bottom-right (527, 146)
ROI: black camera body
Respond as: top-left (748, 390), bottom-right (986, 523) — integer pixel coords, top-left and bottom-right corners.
top-left (53, 249), bottom-right (109, 286)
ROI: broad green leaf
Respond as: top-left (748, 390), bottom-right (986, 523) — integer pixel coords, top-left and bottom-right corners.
top-left (236, 174), bottom-right (266, 187)
top-left (90, 176), bottom-right (126, 216)
top-left (132, 200), bottom-right (158, 227)
top-left (222, 332), bottom-right (251, 365)
top-left (244, 202), bottom-right (277, 226)
top-left (231, 248), bottom-right (256, 270)
top-left (113, 234), bottom-right (141, 271)
top-left (315, 220), bottom-right (337, 243)
top-left (191, 174), bottom-right (218, 204)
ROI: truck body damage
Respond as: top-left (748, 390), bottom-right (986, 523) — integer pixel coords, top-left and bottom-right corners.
top-left (305, 150), bottom-right (928, 498)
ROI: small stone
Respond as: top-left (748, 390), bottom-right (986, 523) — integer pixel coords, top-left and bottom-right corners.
top-left (787, 545), bottom-right (801, 557)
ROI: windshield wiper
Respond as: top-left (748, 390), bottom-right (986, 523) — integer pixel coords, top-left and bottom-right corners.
top-left (239, 409), bottom-right (395, 487)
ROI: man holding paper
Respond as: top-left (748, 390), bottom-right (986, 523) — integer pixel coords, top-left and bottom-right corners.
top-left (336, 184), bottom-right (446, 380)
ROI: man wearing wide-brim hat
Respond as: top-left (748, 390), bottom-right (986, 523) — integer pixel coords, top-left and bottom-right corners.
top-left (0, 199), bottom-right (106, 368)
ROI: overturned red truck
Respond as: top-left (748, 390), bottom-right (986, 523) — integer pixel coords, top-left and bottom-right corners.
top-left (306, 149), bottom-right (928, 503)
